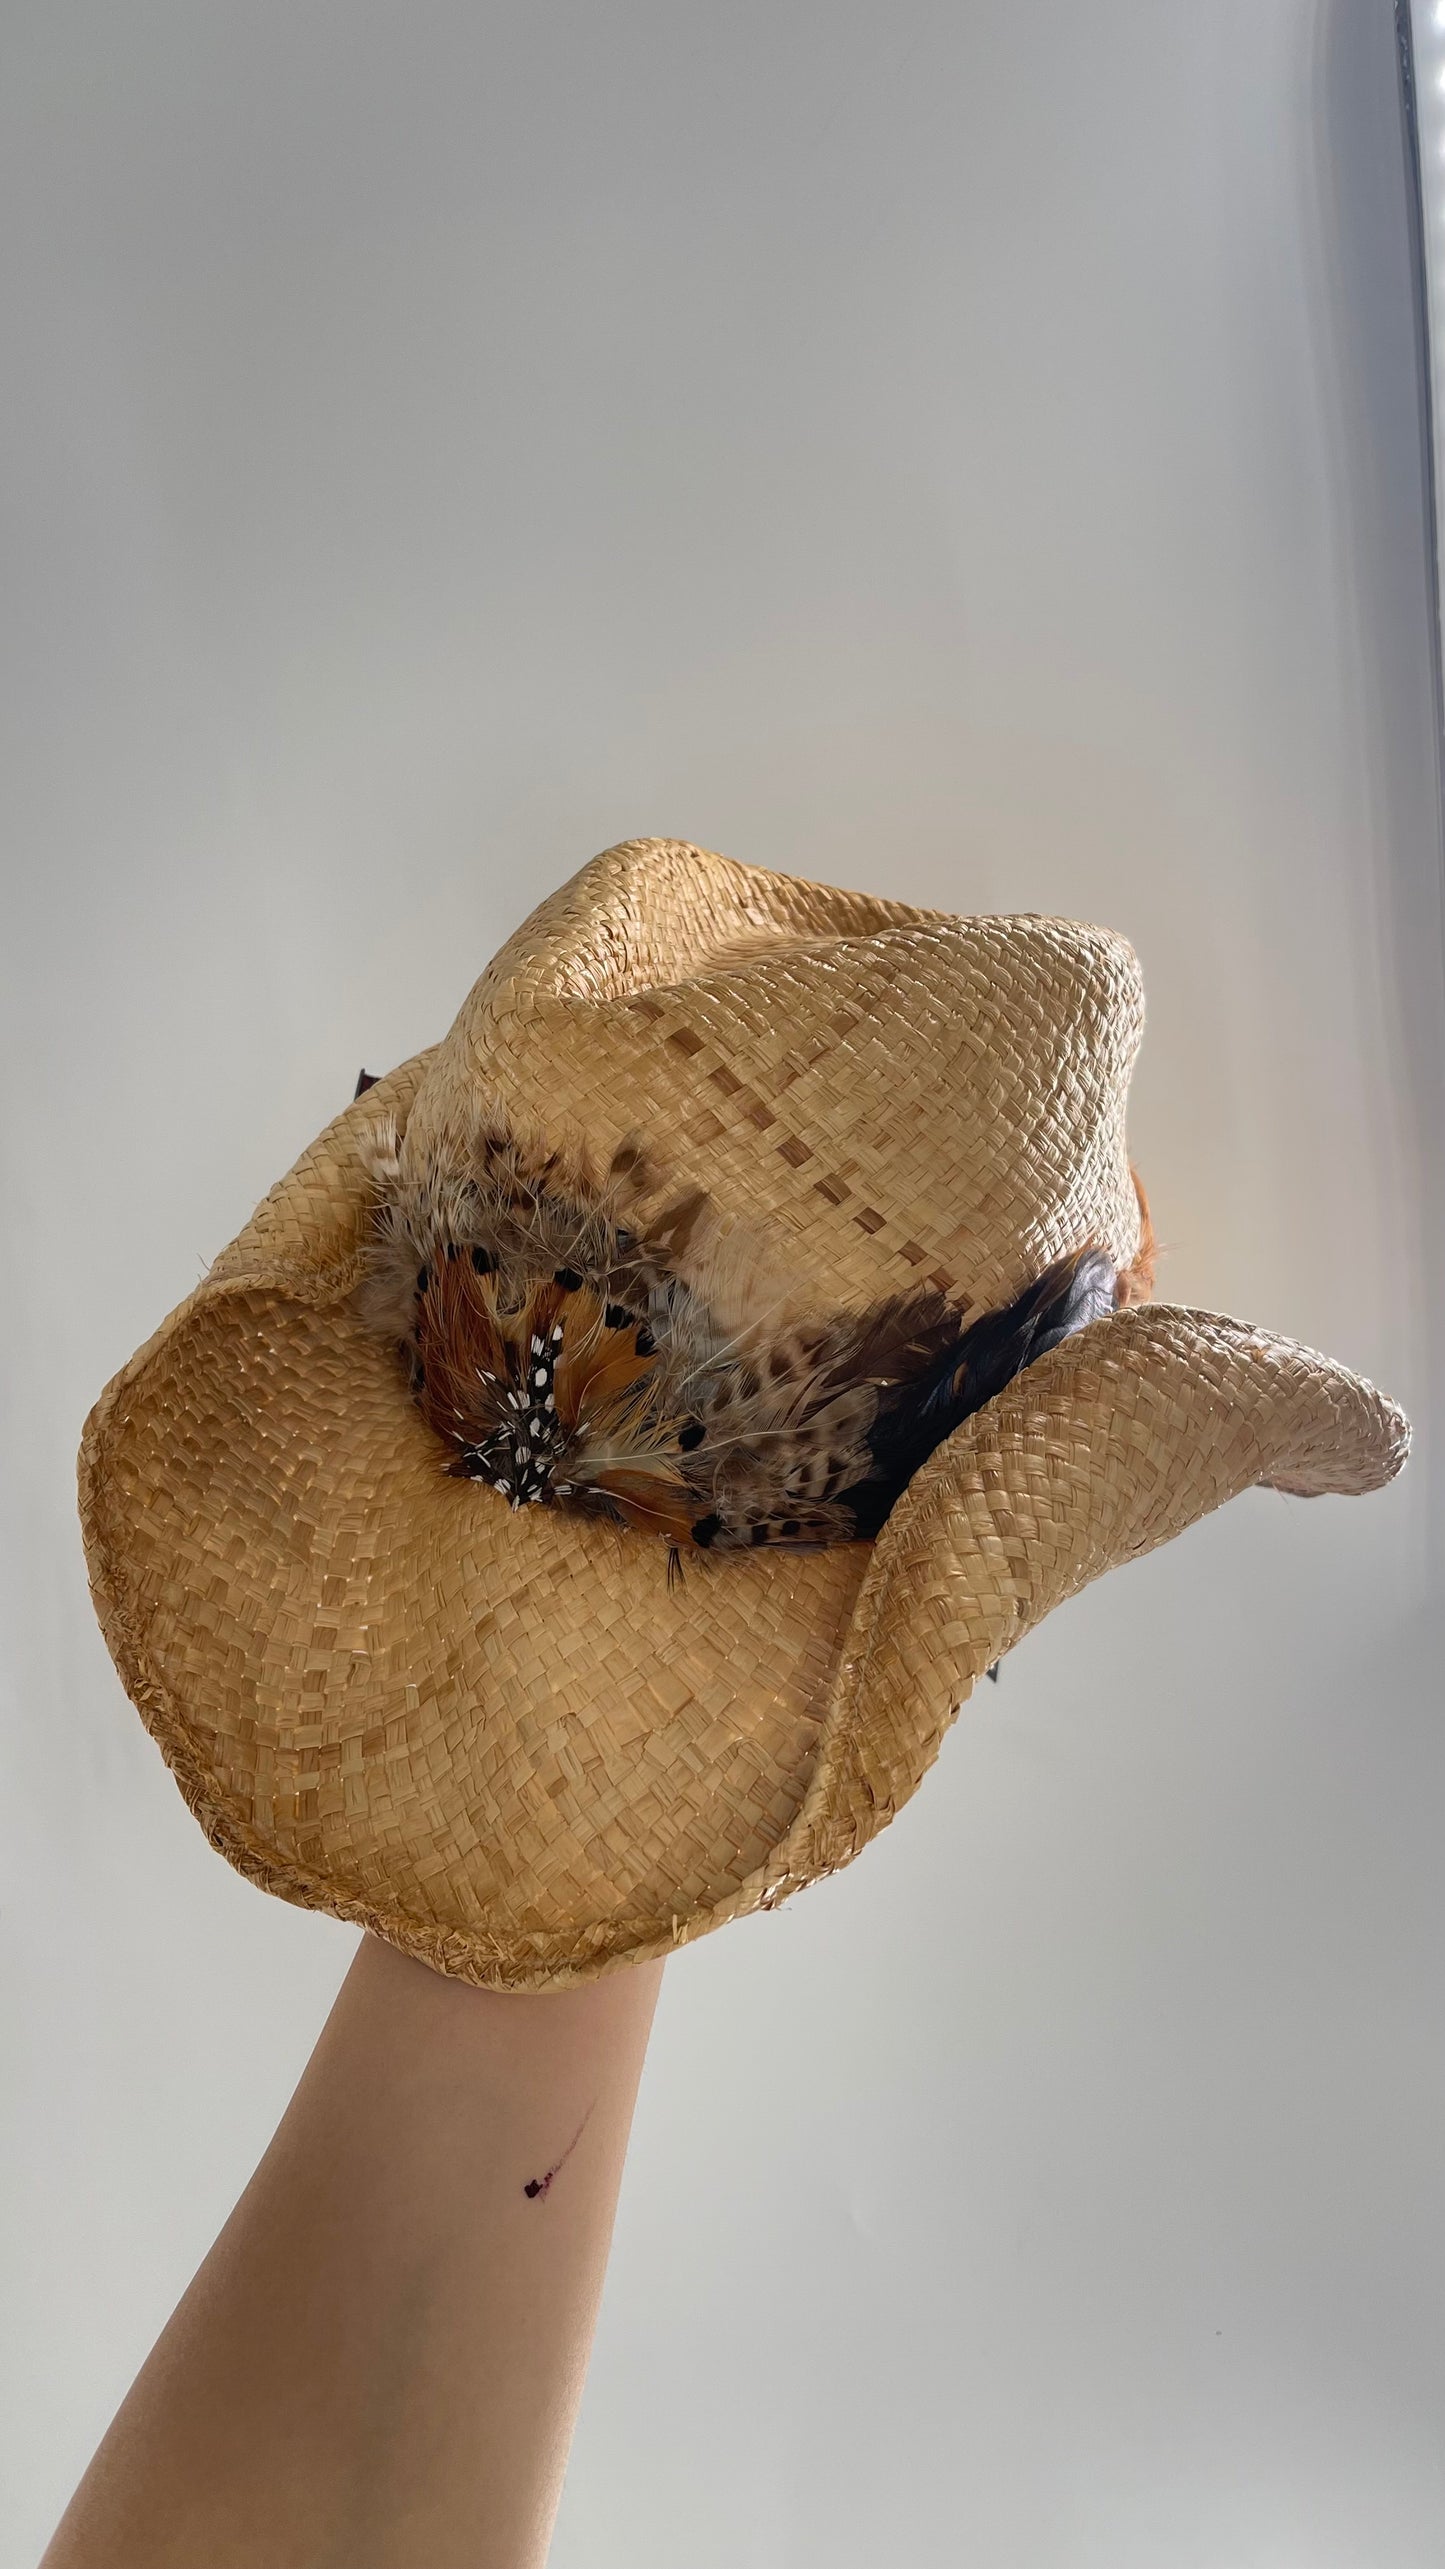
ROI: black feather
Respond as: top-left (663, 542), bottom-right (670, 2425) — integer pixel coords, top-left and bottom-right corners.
top-left (837, 1247), bottom-right (1116, 1536)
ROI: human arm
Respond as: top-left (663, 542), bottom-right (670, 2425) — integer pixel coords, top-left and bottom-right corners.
top-left (40, 1931), bottom-right (663, 2569)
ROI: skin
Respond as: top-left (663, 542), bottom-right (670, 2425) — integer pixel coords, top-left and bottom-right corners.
top-left (40, 1934), bottom-right (664, 2569)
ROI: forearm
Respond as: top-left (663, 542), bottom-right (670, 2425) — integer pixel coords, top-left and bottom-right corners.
top-left (41, 1934), bottom-right (663, 2569)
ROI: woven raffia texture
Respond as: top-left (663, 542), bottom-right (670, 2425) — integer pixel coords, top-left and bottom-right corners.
top-left (78, 841), bottom-right (1410, 1987)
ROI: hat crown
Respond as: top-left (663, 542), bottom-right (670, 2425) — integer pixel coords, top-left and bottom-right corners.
top-left (402, 839), bottom-right (1148, 1315)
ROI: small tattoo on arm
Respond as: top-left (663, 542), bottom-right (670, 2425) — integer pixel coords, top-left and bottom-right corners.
top-left (522, 2100), bottom-right (596, 2201)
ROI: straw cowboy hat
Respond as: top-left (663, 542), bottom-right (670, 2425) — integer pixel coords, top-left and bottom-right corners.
top-left (78, 838), bottom-right (1409, 1989)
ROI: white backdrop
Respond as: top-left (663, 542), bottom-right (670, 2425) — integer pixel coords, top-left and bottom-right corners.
top-left (3, 5), bottom-right (1443, 2563)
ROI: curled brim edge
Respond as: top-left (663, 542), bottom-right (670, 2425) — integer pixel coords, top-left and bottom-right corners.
top-left (732, 1300), bottom-right (1410, 1931)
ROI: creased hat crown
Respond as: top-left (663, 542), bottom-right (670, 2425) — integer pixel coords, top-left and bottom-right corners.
top-left (401, 838), bottom-right (1149, 1316)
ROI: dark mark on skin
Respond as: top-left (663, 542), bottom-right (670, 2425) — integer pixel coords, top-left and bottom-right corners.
top-left (522, 2100), bottom-right (596, 2201)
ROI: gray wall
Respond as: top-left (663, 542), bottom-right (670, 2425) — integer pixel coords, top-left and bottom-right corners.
top-left (3, 4), bottom-right (1442, 2562)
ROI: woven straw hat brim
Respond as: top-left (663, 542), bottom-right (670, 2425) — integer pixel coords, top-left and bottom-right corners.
top-left (76, 844), bottom-right (1410, 1987)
